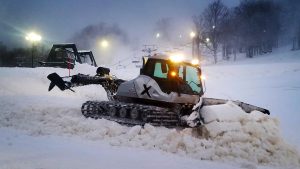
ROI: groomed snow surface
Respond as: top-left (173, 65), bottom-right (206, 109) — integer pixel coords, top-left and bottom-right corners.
top-left (1, 48), bottom-right (300, 169)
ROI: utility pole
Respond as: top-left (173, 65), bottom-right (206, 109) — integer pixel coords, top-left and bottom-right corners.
top-left (25, 32), bottom-right (41, 68)
top-left (142, 45), bottom-right (157, 57)
top-left (31, 43), bottom-right (34, 68)
top-left (190, 32), bottom-right (201, 61)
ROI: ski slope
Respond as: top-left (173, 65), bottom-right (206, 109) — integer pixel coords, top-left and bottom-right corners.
top-left (0, 48), bottom-right (300, 169)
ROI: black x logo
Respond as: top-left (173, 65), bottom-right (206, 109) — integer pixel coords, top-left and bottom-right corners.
top-left (141, 84), bottom-right (152, 98)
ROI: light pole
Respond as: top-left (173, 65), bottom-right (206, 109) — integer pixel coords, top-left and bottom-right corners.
top-left (190, 31), bottom-right (196, 58)
top-left (190, 31), bottom-right (201, 60)
top-left (212, 25), bottom-right (217, 63)
top-left (25, 32), bottom-right (41, 68)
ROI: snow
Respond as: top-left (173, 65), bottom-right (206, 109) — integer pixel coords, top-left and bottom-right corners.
top-left (203, 55), bottom-right (300, 146)
top-left (200, 101), bottom-right (299, 166)
top-left (0, 128), bottom-right (251, 169)
top-left (1, 48), bottom-right (300, 169)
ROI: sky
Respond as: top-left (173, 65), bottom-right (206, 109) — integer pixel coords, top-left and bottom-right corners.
top-left (0, 0), bottom-right (240, 46)
top-left (0, 0), bottom-right (239, 64)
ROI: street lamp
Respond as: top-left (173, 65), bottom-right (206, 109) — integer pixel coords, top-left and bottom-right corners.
top-left (156, 33), bottom-right (160, 38)
top-left (100, 39), bottom-right (109, 49)
top-left (25, 32), bottom-right (42, 68)
top-left (190, 31), bottom-right (196, 39)
top-left (25, 32), bottom-right (42, 42)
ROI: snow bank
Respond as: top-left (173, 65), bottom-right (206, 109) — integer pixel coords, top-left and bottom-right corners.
top-left (0, 66), bottom-right (299, 168)
top-left (199, 102), bottom-right (300, 166)
top-left (1, 99), bottom-right (299, 167)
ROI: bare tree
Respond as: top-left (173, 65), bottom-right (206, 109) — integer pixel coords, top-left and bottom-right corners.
top-left (194, 0), bottom-right (229, 63)
top-left (192, 15), bottom-right (205, 61)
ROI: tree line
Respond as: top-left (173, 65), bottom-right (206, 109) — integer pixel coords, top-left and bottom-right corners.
top-left (193, 0), bottom-right (300, 63)
top-left (0, 42), bottom-right (48, 67)
top-left (1, 0), bottom-right (299, 66)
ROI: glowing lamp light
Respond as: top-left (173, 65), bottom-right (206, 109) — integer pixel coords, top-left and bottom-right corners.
top-left (170, 71), bottom-right (177, 77)
top-left (200, 75), bottom-right (206, 80)
top-left (100, 39), bottom-right (109, 48)
top-left (25, 32), bottom-right (42, 42)
top-left (206, 38), bottom-right (210, 42)
top-left (169, 53), bottom-right (184, 63)
top-left (156, 33), bottom-right (160, 38)
top-left (191, 59), bottom-right (199, 65)
top-left (190, 31), bottom-right (196, 38)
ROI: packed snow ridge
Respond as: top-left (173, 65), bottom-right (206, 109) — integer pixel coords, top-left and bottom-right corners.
top-left (0, 66), bottom-right (299, 168)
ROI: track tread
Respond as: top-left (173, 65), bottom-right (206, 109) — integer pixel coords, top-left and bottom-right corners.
top-left (81, 101), bottom-right (184, 127)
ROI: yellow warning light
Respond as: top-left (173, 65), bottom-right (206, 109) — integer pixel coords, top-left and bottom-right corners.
top-left (170, 71), bottom-right (177, 77)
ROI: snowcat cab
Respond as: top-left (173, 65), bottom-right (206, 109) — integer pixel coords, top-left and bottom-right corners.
top-left (115, 54), bottom-right (204, 108)
top-left (141, 54), bottom-right (203, 97)
top-left (39, 43), bottom-right (97, 68)
top-left (78, 50), bottom-right (97, 67)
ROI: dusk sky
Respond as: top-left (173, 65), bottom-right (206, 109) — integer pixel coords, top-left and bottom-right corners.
top-left (0, 0), bottom-right (241, 64)
top-left (0, 0), bottom-right (239, 48)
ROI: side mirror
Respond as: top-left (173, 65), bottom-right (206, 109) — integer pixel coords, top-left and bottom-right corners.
top-left (142, 57), bottom-right (148, 67)
top-left (140, 68), bottom-right (144, 75)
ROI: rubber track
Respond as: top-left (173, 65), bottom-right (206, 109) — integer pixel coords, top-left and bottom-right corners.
top-left (81, 101), bottom-right (184, 127)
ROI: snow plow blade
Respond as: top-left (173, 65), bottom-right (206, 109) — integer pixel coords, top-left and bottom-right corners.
top-left (47, 73), bottom-right (68, 91)
top-left (202, 98), bottom-right (270, 115)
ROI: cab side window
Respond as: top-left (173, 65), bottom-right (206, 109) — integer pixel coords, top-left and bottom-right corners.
top-left (186, 66), bottom-right (201, 93)
top-left (153, 62), bottom-right (168, 78)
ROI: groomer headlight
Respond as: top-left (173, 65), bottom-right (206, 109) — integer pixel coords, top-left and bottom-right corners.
top-left (169, 53), bottom-right (184, 63)
top-left (191, 59), bottom-right (199, 65)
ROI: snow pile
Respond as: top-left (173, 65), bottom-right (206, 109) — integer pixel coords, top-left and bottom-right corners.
top-left (199, 102), bottom-right (300, 166)
top-left (1, 97), bottom-right (299, 167)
